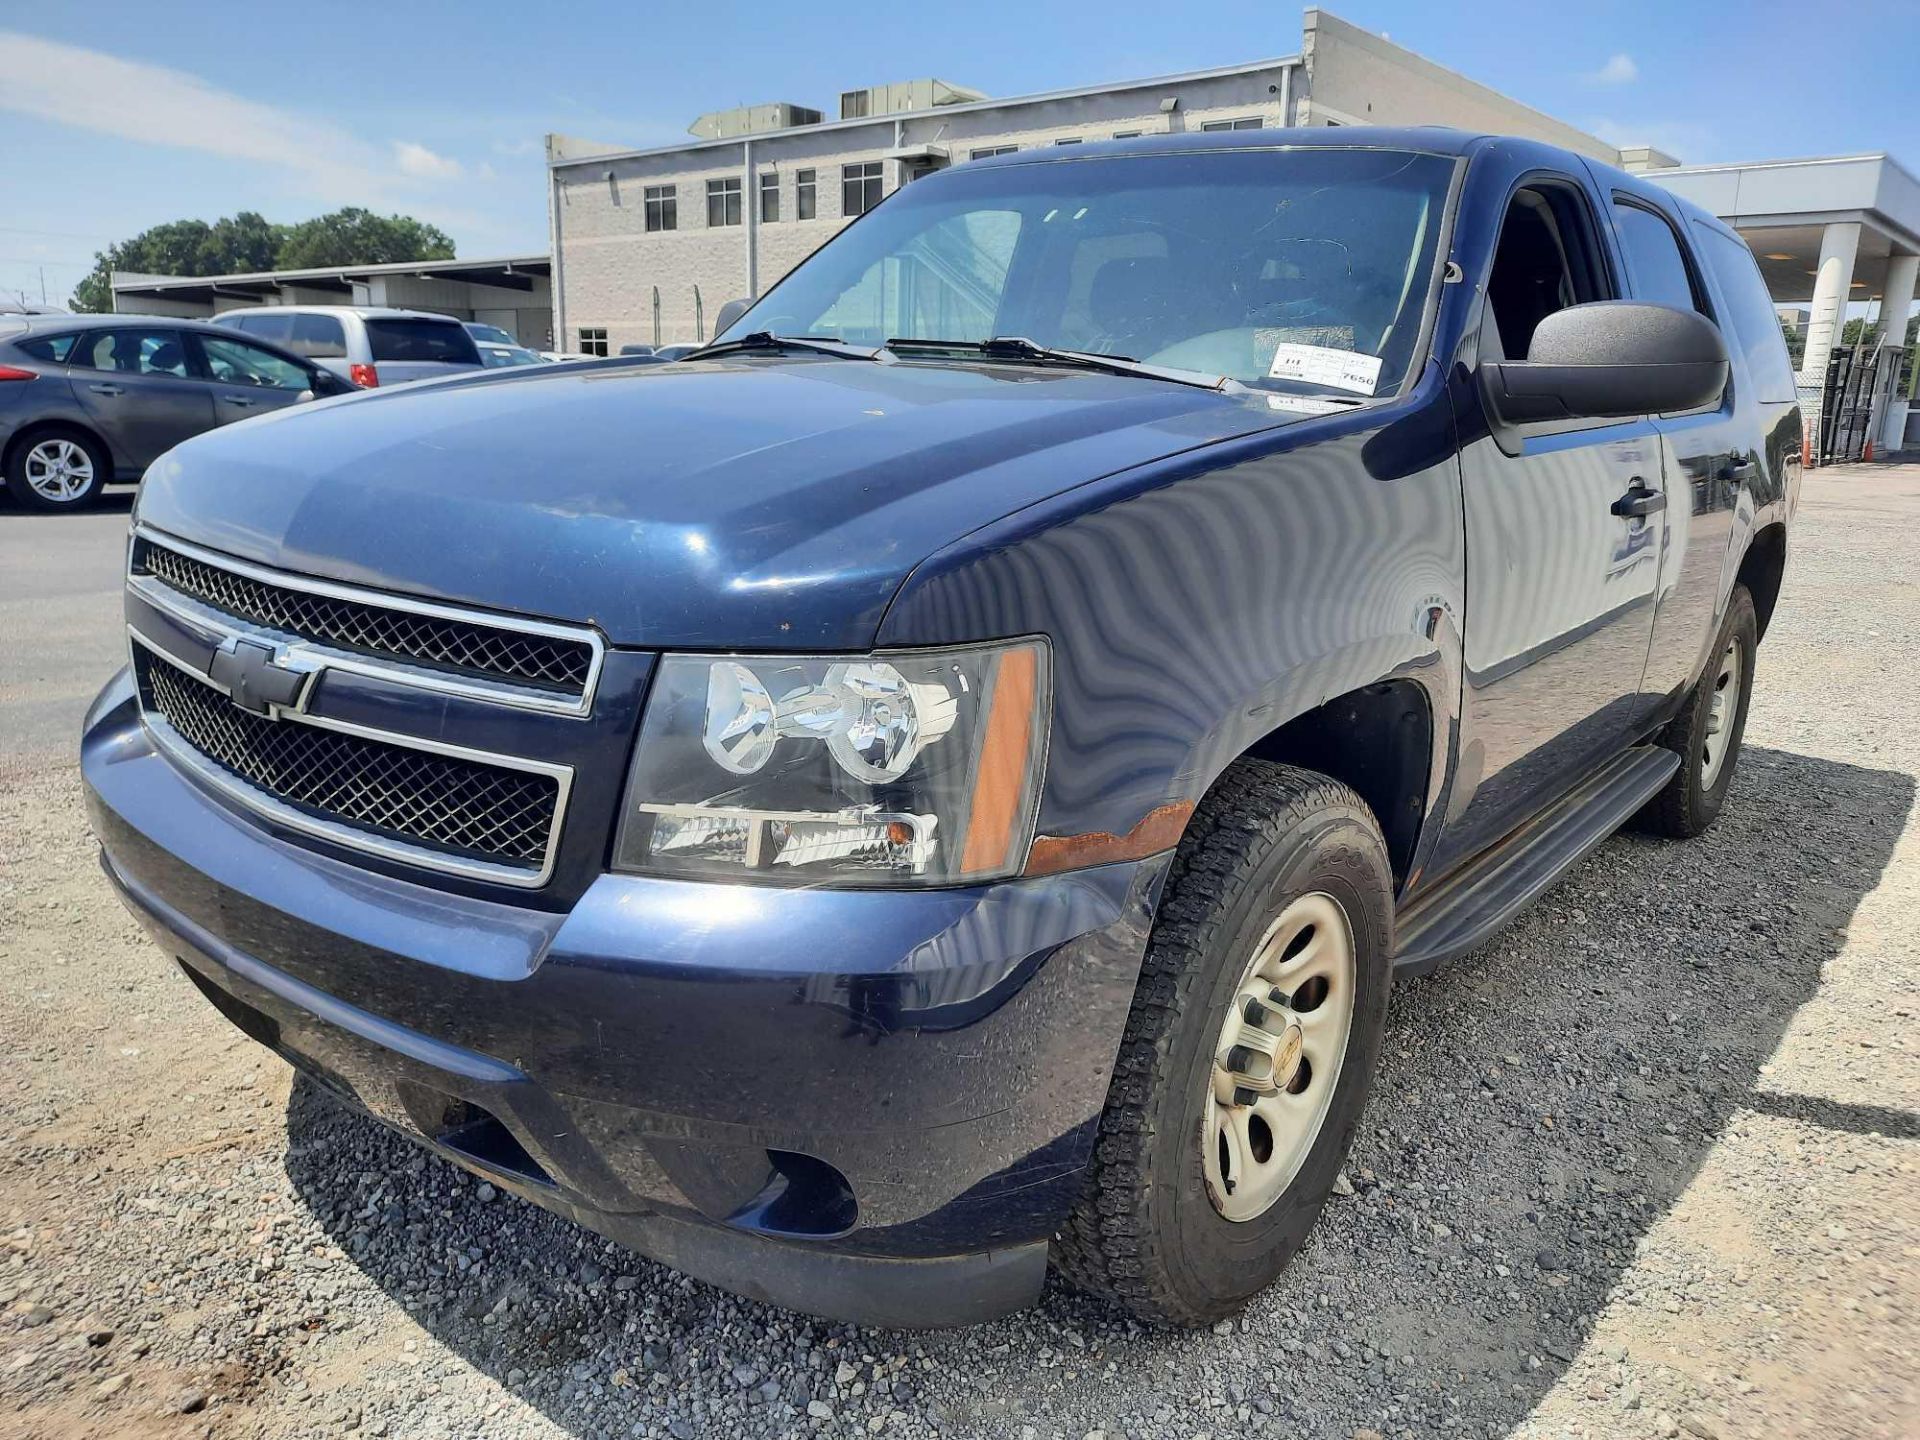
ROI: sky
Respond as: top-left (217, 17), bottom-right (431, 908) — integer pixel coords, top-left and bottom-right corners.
top-left (0, 0), bottom-right (1914, 307)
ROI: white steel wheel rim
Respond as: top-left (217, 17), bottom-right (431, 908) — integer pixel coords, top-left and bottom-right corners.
top-left (23, 439), bottom-right (93, 502)
top-left (1202, 890), bottom-right (1357, 1223)
top-left (1700, 636), bottom-right (1742, 789)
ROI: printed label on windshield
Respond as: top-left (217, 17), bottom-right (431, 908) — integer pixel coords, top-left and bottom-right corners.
top-left (1266, 342), bottom-right (1382, 395)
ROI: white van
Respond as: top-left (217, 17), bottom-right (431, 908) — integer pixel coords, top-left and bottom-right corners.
top-left (213, 306), bottom-right (482, 388)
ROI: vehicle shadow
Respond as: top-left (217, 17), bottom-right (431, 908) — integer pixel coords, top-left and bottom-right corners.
top-left (282, 743), bottom-right (1913, 1437)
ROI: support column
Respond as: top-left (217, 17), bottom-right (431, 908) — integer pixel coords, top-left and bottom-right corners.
top-left (1875, 252), bottom-right (1917, 453)
top-left (1798, 221), bottom-right (1860, 386)
top-left (743, 137), bottom-right (759, 301)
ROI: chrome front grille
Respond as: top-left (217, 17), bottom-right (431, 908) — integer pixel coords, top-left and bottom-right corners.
top-left (132, 533), bottom-right (599, 706)
top-left (134, 643), bottom-right (567, 882)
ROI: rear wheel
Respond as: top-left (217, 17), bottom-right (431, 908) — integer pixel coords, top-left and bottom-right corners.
top-left (1053, 760), bottom-right (1393, 1325)
top-left (1635, 584), bottom-right (1758, 838)
top-left (5, 429), bottom-right (108, 512)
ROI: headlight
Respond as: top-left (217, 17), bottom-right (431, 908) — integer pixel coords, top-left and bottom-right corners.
top-left (614, 639), bottom-right (1049, 886)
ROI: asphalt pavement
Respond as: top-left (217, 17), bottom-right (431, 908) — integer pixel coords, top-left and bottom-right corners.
top-left (0, 488), bottom-right (135, 779)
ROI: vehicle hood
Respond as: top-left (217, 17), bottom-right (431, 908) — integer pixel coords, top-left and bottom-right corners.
top-left (136, 357), bottom-right (1292, 649)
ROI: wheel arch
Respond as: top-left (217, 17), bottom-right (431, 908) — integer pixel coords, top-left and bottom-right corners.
top-left (1736, 522), bottom-right (1787, 641)
top-left (1233, 677), bottom-right (1437, 891)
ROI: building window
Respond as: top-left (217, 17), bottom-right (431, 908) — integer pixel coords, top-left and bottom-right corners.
top-left (1200, 117), bottom-right (1264, 132)
top-left (643, 185), bottom-right (676, 232)
top-left (842, 161), bottom-right (883, 217)
top-left (1112, 130), bottom-right (1144, 139)
top-left (1053, 137), bottom-right (1083, 146)
top-left (579, 328), bottom-right (608, 357)
top-left (759, 171), bottom-right (779, 223)
top-left (796, 169), bottom-right (817, 220)
top-left (706, 176), bottom-right (743, 227)
top-left (841, 90), bottom-right (870, 119)
top-left (969, 145), bottom-right (1018, 160)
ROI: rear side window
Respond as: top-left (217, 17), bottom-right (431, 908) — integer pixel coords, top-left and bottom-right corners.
top-left (1693, 223), bottom-right (1799, 403)
top-left (366, 318), bottom-right (480, 364)
top-left (16, 334), bottom-right (78, 363)
top-left (290, 313), bottom-right (347, 359)
top-left (1612, 201), bottom-right (1707, 315)
top-left (74, 329), bottom-right (193, 377)
top-left (233, 312), bottom-right (294, 345)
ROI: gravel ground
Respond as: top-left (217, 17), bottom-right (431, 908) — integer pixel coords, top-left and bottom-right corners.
top-left (1, 466), bottom-right (1915, 1440)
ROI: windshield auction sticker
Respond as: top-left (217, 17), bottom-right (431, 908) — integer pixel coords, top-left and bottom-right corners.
top-left (1266, 343), bottom-right (1383, 395)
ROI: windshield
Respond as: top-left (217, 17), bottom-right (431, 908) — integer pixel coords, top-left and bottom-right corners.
top-left (722, 147), bottom-right (1456, 396)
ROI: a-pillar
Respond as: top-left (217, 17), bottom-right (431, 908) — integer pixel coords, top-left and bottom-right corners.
top-left (1799, 221), bottom-right (1861, 388)
top-left (1875, 252), bottom-right (1917, 453)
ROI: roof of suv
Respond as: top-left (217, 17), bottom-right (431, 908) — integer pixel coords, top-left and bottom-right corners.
top-left (215, 305), bottom-right (464, 321)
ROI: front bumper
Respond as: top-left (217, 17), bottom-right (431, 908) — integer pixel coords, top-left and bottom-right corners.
top-left (82, 668), bottom-right (1166, 1326)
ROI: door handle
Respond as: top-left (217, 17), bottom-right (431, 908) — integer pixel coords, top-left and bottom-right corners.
top-left (1611, 481), bottom-right (1667, 518)
top-left (88, 383), bottom-right (125, 397)
top-left (220, 396), bottom-right (259, 408)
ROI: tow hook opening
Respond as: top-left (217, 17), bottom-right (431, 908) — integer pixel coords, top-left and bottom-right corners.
top-left (728, 1150), bottom-right (859, 1239)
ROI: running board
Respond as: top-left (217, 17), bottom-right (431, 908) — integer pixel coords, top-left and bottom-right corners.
top-left (1392, 745), bottom-right (1681, 976)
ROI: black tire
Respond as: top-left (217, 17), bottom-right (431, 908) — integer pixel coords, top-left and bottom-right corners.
top-left (1634, 584), bottom-right (1758, 839)
top-left (4, 426), bottom-right (110, 513)
top-left (1053, 759), bottom-right (1394, 1326)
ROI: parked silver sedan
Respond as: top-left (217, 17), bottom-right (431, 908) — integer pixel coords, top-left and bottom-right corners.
top-left (0, 313), bottom-right (352, 512)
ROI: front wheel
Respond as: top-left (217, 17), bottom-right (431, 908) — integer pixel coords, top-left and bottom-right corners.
top-left (1053, 760), bottom-right (1393, 1326)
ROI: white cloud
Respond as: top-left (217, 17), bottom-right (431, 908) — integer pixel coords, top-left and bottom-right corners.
top-left (0, 30), bottom-right (476, 208)
top-left (1584, 115), bottom-right (1719, 165)
top-left (393, 140), bottom-right (463, 180)
top-left (1584, 53), bottom-right (1639, 86)
top-left (492, 137), bottom-right (543, 158)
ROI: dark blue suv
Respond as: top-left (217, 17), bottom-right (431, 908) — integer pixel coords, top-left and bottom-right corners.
top-left (82, 129), bottom-right (1798, 1327)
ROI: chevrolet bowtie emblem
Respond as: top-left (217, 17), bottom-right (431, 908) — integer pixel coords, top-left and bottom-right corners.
top-left (208, 638), bottom-right (316, 718)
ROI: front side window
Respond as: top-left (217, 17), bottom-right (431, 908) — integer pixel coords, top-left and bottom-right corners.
top-left (759, 172), bottom-right (779, 223)
top-left (579, 327), bottom-right (609, 357)
top-left (796, 169), bottom-right (817, 221)
top-left (1612, 200), bottom-right (1705, 315)
top-left (76, 328), bottom-right (192, 377)
top-left (729, 148), bottom-right (1457, 397)
top-left (1483, 182), bottom-right (1612, 361)
top-left (842, 162), bottom-right (884, 218)
top-left (644, 184), bottom-right (677, 233)
top-left (196, 335), bottom-right (312, 390)
top-left (707, 177), bottom-right (743, 227)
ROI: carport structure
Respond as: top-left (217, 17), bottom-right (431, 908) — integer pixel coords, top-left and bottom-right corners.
top-left (109, 255), bottom-right (553, 349)
top-left (1655, 153), bottom-right (1920, 453)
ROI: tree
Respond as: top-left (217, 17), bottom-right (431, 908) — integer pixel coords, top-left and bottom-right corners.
top-left (70, 207), bottom-right (454, 312)
top-left (275, 208), bottom-right (454, 271)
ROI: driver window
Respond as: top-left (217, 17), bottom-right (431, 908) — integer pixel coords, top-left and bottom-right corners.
top-left (197, 335), bottom-right (312, 391)
top-left (1483, 183), bottom-right (1611, 362)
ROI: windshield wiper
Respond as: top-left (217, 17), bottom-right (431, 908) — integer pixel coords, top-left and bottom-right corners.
top-left (885, 336), bottom-right (1240, 393)
top-left (682, 331), bottom-right (881, 363)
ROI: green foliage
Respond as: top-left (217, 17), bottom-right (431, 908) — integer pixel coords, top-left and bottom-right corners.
top-left (70, 208), bottom-right (455, 312)
top-left (274, 208), bottom-right (455, 271)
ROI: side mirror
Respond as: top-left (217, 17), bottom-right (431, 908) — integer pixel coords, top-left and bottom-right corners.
top-left (1483, 300), bottom-right (1728, 424)
top-left (310, 370), bottom-right (351, 397)
top-left (712, 297), bottom-right (753, 335)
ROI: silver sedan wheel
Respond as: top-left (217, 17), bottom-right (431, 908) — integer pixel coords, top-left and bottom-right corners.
top-left (22, 438), bottom-right (95, 504)
top-left (1203, 890), bottom-right (1357, 1222)
top-left (1699, 635), bottom-right (1743, 790)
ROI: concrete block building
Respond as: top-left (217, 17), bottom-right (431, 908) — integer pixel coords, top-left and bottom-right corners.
top-left (546, 9), bottom-right (1627, 353)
